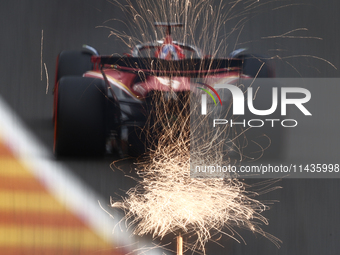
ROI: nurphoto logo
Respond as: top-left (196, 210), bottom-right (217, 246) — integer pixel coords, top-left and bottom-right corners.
top-left (200, 82), bottom-right (312, 128)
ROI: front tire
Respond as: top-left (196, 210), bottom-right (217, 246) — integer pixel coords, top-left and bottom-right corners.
top-left (54, 77), bottom-right (107, 157)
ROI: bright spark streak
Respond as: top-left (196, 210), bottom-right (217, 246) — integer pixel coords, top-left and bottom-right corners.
top-left (40, 29), bottom-right (43, 81)
top-left (44, 63), bottom-right (49, 94)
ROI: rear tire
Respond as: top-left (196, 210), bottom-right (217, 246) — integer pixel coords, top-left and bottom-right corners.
top-left (53, 50), bottom-right (94, 122)
top-left (54, 77), bottom-right (107, 157)
top-left (56, 50), bottom-right (93, 81)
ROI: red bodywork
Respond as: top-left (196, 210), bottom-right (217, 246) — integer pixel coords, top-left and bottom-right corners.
top-left (86, 30), bottom-right (242, 100)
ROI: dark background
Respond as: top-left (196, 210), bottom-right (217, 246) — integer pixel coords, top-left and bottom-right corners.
top-left (0, 1), bottom-right (339, 254)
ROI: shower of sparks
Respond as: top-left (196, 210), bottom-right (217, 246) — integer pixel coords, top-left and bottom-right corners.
top-left (111, 87), bottom-right (281, 252)
top-left (111, 158), bottom-right (281, 252)
top-left (107, 0), bottom-right (281, 253)
top-left (104, 0), bottom-right (336, 72)
top-left (112, 172), bottom-right (281, 249)
top-left (104, 0), bottom-right (334, 253)
top-left (104, 0), bottom-right (277, 57)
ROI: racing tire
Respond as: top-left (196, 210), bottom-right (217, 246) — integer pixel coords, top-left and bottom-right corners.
top-left (54, 77), bottom-right (107, 157)
top-left (56, 50), bottom-right (93, 81)
top-left (53, 50), bottom-right (94, 122)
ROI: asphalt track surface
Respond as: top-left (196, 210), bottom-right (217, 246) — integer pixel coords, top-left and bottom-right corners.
top-left (1, 1), bottom-right (340, 254)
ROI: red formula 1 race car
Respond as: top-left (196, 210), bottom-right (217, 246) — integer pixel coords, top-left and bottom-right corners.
top-left (53, 22), bottom-right (276, 158)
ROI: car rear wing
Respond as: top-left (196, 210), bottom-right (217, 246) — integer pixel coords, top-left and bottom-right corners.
top-left (91, 56), bottom-right (242, 77)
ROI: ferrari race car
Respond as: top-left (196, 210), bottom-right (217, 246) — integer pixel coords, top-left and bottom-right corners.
top-left (53, 22), bottom-right (276, 158)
